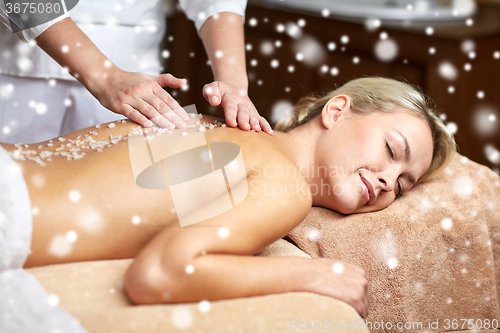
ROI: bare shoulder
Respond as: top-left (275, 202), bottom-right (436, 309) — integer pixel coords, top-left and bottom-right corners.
top-left (205, 126), bottom-right (312, 210)
top-left (147, 126), bottom-right (314, 256)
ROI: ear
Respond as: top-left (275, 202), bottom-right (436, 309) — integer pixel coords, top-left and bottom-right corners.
top-left (321, 95), bottom-right (351, 129)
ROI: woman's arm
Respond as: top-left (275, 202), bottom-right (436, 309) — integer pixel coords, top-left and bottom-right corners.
top-left (125, 169), bottom-right (369, 317)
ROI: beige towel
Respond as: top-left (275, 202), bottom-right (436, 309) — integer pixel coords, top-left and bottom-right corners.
top-left (287, 153), bottom-right (500, 332)
top-left (28, 239), bottom-right (368, 333)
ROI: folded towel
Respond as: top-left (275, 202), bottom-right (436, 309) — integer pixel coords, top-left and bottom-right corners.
top-left (0, 145), bottom-right (88, 333)
top-left (287, 153), bottom-right (500, 330)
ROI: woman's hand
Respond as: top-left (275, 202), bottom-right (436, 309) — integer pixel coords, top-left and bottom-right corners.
top-left (203, 80), bottom-right (273, 135)
top-left (94, 70), bottom-right (190, 129)
top-left (303, 258), bottom-right (370, 318)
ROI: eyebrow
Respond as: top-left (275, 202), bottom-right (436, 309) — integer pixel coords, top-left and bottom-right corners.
top-left (398, 131), bottom-right (411, 161)
top-left (396, 130), bottom-right (416, 186)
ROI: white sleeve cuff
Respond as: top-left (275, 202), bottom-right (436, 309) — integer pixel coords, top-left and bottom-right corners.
top-left (16, 12), bottom-right (70, 42)
top-left (180, 0), bottom-right (247, 31)
top-left (195, 2), bottom-right (246, 31)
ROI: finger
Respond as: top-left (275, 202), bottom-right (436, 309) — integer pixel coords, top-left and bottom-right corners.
top-left (158, 110), bottom-right (190, 129)
top-left (120, 104), bottom-right (155, 128)
top-left (203, 83), bottom-right (222, 107)
top-left (236, 105), bottom-right (251, 131)
top-left (153, 85), bottom-right (189, 122)
top-left (248, 113), bottom-right (262, 132)
top-left (129, 98), bottom-right (172, 128)
top-left (154, 73), bottom-right (186, 89)
top-left (142, 95), bottom-right (180, 129)
top-left (259, 116), bottom-right (274, 135)
top-left (360, 297), bottom-right (368, 318)
top-left (361, 304), bottom-right (368, 319)
top-left (222, 99), bottom-right (239, 128)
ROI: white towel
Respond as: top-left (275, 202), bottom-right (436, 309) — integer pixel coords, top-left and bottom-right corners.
top-left (0, 144), bottom-right (32, 270)
top-left (0, 145), bottom-right (88, 333)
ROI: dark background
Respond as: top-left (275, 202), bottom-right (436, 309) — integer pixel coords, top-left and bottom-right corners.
top-left (163, 0), bottom-right (500, 173)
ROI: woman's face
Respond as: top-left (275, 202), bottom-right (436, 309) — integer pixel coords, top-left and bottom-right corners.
top-left (314, 96), bottom-right (433, 214)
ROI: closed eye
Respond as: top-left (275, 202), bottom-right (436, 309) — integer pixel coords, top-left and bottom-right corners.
top-left (386, 141), bottom-right (404, 198)
top-left (396, 180), bottom-right (403, 198)
top-left (386, 142), bottom-right (394, 158)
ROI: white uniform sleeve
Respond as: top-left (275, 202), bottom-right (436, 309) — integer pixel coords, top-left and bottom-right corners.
top-left (178, 0), bottom-right (247, 31)
top-left (0, 0), bottom-right (69, 42)
top-left (0, 0), bottom-right (12, 30)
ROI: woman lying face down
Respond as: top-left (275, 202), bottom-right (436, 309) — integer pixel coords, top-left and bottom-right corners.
top-left (272, 76), bottom-right (455, 214)
top-left (1, 77), bottom-right (455, 318)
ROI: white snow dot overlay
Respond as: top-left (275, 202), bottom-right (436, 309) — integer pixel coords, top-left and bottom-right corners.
top-left (132, 215), bottom-right (141, 225)
top-left (446, 122), bottom-right (458, 135)
top-left (441, 218), bottom-right (453, 230)
top-left (66, 230), bottom-right (78, 243)
top-left (453, 176), bottom-right (474, 195)
top-left (438, 61), bottom-right (458, 81)
top-left (332, 262), bottom-right (344, 274)
top-left (387, 258), bottom-right (398, 269)
top-left (35, 103), bottom-right (47, 115)
top-left (69, 190), bottom-right (81, 202)
top-left (307, 228), bottom-right (320, 242)
top-left (218, 227), bottom-right (230, 239)
top-left (185, 264), bottom-right (195, 274)
top-left (374, 38), bottom-right (398, 62)
top-left (172, 308), bottom-right (193, 329)
top-left (365, 18), bottom-right (381, 31)
top-left (47, 294), bottom-right (59, 306)
top-left (198, 300), bottom-right (211, 312)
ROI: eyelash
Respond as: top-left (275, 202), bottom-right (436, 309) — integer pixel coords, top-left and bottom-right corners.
top-left (385, 142), bottom-right (403, 198)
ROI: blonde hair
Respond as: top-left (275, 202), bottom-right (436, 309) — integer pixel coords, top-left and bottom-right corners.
top-left (275, 76), bottom-right (456, 181)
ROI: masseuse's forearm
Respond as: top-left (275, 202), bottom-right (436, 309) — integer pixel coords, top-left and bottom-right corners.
top-left (127, 253), bottom-right (312, 304)
top-left (199, 12), bottom-right (248, 89)
top-left (35, 17), bottom-right (190, 128)
top-left (35, 17), bottom-right (118, 98)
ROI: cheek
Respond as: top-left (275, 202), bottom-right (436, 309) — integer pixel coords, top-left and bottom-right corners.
top-left (373, 193), bottom-right (395, 211)
top-left (327, 176), bottom-right (361, 214)
top-left (355, 193), bottom-right (395, 213)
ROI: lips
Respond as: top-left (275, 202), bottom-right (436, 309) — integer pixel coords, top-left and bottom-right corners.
top-left (359, 174), bottom-right (375, 204)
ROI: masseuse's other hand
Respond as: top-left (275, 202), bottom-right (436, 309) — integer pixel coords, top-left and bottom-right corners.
top-left (203, 81), bottom-right (273, 135)
top-left (95, 70), bottom-right (190, 129)
top-left (305, 258), bottom-right (370, 318)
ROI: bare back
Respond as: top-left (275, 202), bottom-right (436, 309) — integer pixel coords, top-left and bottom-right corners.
top-left (0, 117), bottom-right (311, 268)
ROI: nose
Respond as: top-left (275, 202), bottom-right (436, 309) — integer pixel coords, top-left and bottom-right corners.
top-left (378, 175), bottom-right (394, 191)
top-left (377, 165), bottom-right (400, 192)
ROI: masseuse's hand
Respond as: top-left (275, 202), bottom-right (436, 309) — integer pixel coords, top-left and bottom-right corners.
top-left (35, 18), bottom-right (189, 129)
top-left (203, 80), bottom-right (273, 135)
top-left (95, 70), bottom-right (190, 129)
top-left (305, 258), bottom-right (370, 318)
